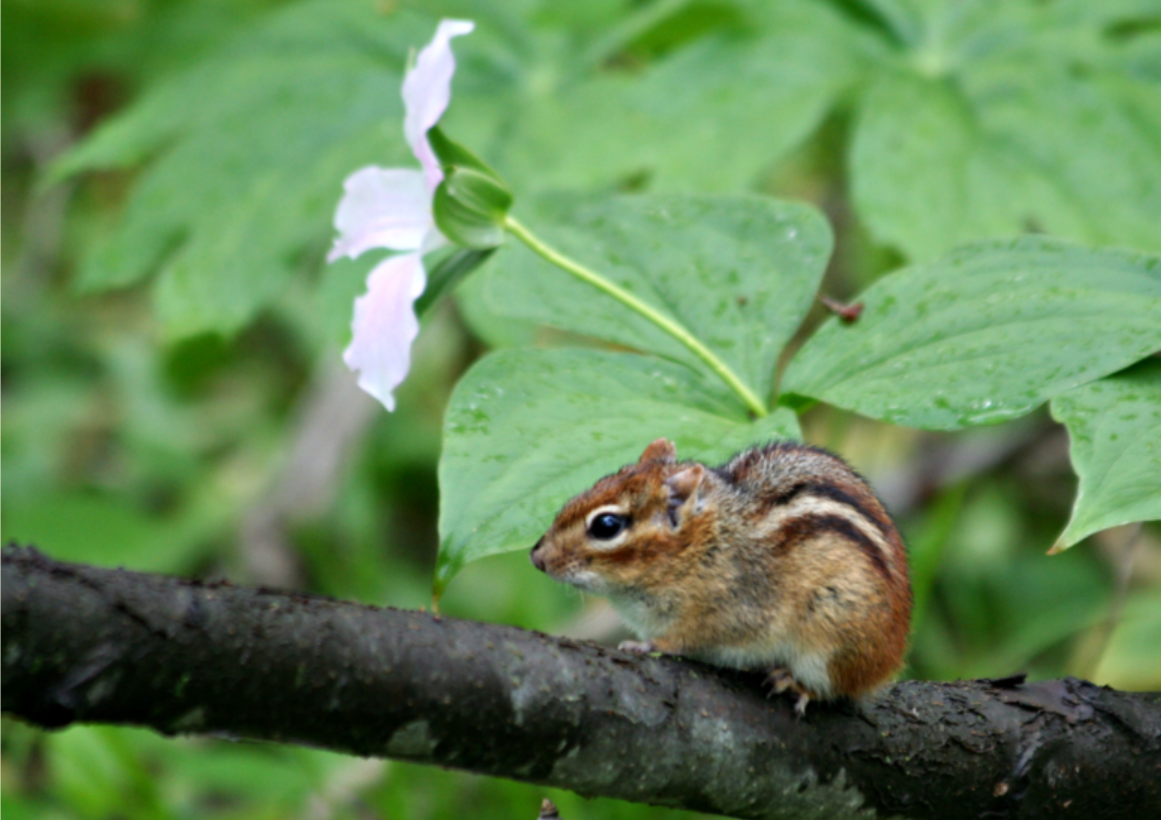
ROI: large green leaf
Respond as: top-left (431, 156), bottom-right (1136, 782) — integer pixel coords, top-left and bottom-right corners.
top-left (1050, 360), bottom-right (1161, 549)
top-left (850, 1), bottom-right (1161, 261)
top-left (781, 238), bottom-right (1161, 430)
top-left (851, 70), bottom-right (1041, 263)
top-left (436, 348), bottom-right (801, 594)
top-left (484, 193), bottom-right (832, 404)
top-left (497, 0), bottom-right (870, 192)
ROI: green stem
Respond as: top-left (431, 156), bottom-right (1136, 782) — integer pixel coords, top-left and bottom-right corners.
top-left (503, 214), bottom-right (768, 418)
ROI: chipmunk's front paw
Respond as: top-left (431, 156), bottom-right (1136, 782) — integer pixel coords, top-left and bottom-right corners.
top-left (618, 639), bottom-right (657, 654)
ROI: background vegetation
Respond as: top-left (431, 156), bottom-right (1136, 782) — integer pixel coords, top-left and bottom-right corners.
top-left (4, 1), bottom-right (1159, 818)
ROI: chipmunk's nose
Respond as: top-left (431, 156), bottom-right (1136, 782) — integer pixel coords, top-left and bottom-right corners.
top-left (530, 538), bottom-right (546, 572)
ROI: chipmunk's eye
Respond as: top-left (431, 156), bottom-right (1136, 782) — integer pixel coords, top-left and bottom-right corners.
top-left (588, 513), bottom-right (628, 540)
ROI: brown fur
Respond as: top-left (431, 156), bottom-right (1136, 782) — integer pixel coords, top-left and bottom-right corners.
top-left (530, 439), bottom-right (912, 707)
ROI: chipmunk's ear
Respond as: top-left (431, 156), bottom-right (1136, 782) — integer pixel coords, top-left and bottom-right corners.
top-left (664, 464), bottom-right (705, 513)
top-left (639, 438), bottom-right (677, 465)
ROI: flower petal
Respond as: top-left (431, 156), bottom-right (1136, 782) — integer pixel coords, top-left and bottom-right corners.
top-left (343, 252), bottom-right (427, 411)
top-left (327, 167), bottom-right (431, 262)
top-left (403, 19), bottom-right (475, 192)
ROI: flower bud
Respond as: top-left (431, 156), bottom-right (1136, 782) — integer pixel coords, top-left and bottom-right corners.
top-left (429, 126), bottom-right (512, 249)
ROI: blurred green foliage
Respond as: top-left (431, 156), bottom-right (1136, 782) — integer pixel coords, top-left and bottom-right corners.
top-left (4, 1), bottom-right (1160, 819)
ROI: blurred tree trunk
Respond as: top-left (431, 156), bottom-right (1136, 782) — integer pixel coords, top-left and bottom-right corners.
top-left (3, 547), bottom-right (1158, 820)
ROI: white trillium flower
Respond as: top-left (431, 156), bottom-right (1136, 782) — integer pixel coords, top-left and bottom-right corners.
top-left (328, 19), bottom-right (475, 410)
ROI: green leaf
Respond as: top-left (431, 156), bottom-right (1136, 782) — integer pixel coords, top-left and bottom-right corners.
top-left (436, 348), bottom-right (801, 595)
top-left (850, 5), bottom-right (1161, 261)
top-left (415, 248), bottom-right (495, 317)
top-left (1050, 359), bottom-right (1161, 549)
top-left (453, 271), bottom-right (540, 349)
top-left (781, 238), bottom-right (1161, 430)
top-left (428, 125), bottom-right (507, 187)
top-left (498, 0), bottom-right (870, 192)
top-left (485, 193), bottom-right (832, 403)
top-left (852, 71), bottom-right (992, 263)
top-left (847, 0), bottom-right (925, 47)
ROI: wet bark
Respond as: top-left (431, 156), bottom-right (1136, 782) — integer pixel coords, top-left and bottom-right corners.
top-left (3, 546), bottom-right (1158, 819)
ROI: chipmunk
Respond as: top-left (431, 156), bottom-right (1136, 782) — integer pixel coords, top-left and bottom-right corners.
top-left (530, 438), bottom-right (911, 715)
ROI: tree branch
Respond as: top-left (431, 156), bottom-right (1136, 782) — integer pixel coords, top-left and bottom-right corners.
top-left (3, 546), bottom-right (1158, 819)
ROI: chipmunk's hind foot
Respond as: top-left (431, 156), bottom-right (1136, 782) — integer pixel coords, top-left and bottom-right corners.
top-left (763, 667), bottom-right (816, 718)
